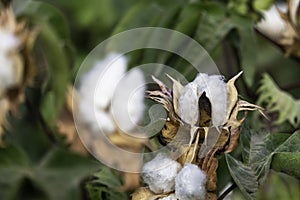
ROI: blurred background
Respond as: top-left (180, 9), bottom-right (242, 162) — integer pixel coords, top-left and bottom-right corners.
top-left (0, 0), bottom-right (300, 199)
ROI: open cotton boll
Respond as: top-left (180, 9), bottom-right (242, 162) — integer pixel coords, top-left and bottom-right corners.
top-left (142, 153), bottom-right (182, 194)
top-left (0, 31), bottom-right (20, 92)
top-left (77, 53), bottom-right (127, 135)
top-left (78, 53), bottom-right (127, 110)
top-left (204, 75), bottom-right (227, 127)
top-left (178, 82), bottom-right (199, 125)
top-left (256, 4), bottom-right (287, 42)
top-left (111, 68), bottom-right (145, 133)
top-left (175, 163), bottom-right (206, 200)
top-left (0, 31), bottom-right (20, 52)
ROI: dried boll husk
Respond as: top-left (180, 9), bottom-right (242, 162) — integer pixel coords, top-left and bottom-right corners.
top-left (0, 7), bottom-right (36, 144)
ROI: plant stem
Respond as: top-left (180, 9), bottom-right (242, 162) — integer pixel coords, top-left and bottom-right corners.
top-left (217, 183), bottom-right (237, 200)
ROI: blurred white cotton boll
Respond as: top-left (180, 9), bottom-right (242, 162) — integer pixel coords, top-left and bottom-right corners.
top-left (79, 53), bottom-right (127, 110)
top-left (142, 153), bottom-right (182, 194)
top-left (204, 75), bottom-right (227, 127)
top-left (175, 163), bottom-right (206, 200)
top-left (0, 31), bottom-right (20, 92)
top-left (111, 68), bottom-right (145, 133)
top-left (0, 31), bottom-right (20, 52)
top-left (178, 82), bottom-right (199, 125)
top-left (77, 53), bottom-right (128, 135)
top-left (256, 4), bottom-right (287, 41)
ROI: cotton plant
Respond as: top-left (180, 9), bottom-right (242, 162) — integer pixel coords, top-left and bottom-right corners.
top-left (256, 0), bottom-right (300, 57)
top-left (133, 71), bottom-right (264, 200)
top-left (0, 7), bottom-right (35, 143)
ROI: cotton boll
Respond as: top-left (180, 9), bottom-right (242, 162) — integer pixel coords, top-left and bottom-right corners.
top-left (0, 31), bottom-right (20, 92)
top-left (178, 82), bottom-right (199, 125)
top-left (0, 31), bottom-right (20, 52)
top-left (256, 4), bottom-right (287, 42)
top-left (111, 68), bottom-right (145, 133)
top-left (204, 75), bottom-right (227, 127)
top-left (77, 53), bottom-right (128, 135)
top-left (78, 53), bottom-right (127, 110)
top-left (142, 153), bottom-right (182, 194)
top-left (175, 163), bottom-right (206, 200)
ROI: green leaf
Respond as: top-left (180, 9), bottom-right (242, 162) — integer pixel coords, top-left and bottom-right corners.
top-left (195, 2), bottom-right (235, 52)
top-left (271, 152), bottom-right (300, 178)
top-left (250, 131), bottom-right (300, 182)
top-left (257, 73), bottom-right (300, 128)
top-left (257, 171), bottom-right (300, 200)
top-left (0, 145), bottom-right (100, 200)
top-left (86, 166), bottom-right (129, 200)
top-left (253, 0), bottom-right (274, 11)
top-left (225, 154), bottom-right (258, 200)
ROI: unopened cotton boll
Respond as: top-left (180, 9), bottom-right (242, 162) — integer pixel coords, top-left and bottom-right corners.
top-left (142, 153), bottom-right (182, 194)
top-left (175, 163), bottom-right (206, 200)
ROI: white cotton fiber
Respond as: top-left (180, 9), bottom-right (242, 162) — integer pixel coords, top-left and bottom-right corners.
top-left (178, 73), bottom-right (227, 128)
top-left (178, 82), bottom-right (199, 126)
top-left (175, 163), bottom-right (206, 200)
top-left (77, 98), bottom-right (115, 134)
top-left (0, 31), bottom-right (20, 92)
top-left (204, 75), bottom-right (227, 127)
top-left (256, 4), bottom-right (287, 42)
top-left (79, 53), bottom-right (127, 110)
top-left (111, 68), bottom-right (145, 133)
top-left (77, 53), bottom-right (128, 135)
top-left (142, 153), bottom-right (182, 194)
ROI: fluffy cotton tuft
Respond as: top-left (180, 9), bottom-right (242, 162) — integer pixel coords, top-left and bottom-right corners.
top-left (178, 73), bottom-right (227, 128)
top-left (142, 153), bottom-right (182, 194)
top-left (175, 163), bottom-right (206, 200)
top-left (110, 68), bottom-right (145, 132)
top-left (178, 82), bottom-right (199, 125)
top-left (79, 53), bottom-right (127, 110)
top-left (204, 75), bottom-right (227, 127)
top-left (0, 30), bottom-right (20, 92)
top-left (77, 53), bottom-right (145, 135)
top-left (256, 4), bottom-right (287, 41)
